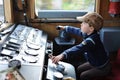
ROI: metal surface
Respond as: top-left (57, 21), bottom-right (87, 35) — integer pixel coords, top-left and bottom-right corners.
top-left (47, 59), bottom-right (76, 80)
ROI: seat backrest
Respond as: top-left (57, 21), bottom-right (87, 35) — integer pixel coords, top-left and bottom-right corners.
top-left (116, 48), bottom-right (120, 65)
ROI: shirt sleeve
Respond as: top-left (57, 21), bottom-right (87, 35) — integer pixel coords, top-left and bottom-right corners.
top-left (62, 38), bottom-right (96, 59)
top-left (65, 26), bottom-right (82, 36)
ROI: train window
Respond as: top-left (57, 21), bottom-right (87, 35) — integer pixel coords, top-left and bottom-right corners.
top-left (0, 0), bottom-right (4, 23)
top-left (35, 0), bottom-right (95, 19)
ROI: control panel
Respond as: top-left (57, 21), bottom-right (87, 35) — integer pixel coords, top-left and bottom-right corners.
top-left (0, 24), bottom-right (47, 66)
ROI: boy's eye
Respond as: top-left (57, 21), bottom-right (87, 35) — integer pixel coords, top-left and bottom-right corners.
top-left (82, 22), bottom-right (85, 24)
top-left (82, 22), bottom-right (88, 24)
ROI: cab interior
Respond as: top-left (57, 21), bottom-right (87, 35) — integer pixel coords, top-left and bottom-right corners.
top-left (0, 0), bottom-right (120, 80)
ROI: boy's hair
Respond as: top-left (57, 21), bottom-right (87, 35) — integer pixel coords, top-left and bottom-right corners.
top-left (77, 12), bottom-right (103, 31)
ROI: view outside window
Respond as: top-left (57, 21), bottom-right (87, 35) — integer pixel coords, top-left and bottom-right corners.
top-left (0, 0), bottom-right (4, 23)
top-left (35, 0), bottom-right (95, 11)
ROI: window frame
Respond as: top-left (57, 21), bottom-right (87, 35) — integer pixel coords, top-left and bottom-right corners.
top-left (4, 0), bottom-right (14, 23)
top-left (37, 10), bottom-right (87, 18)
top-left (4, 0), bottom-right (101, 23)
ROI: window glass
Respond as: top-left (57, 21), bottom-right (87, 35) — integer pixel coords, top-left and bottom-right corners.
top-left (35, 0), bottom-right (95, 20)
top-left (35, 0), bottom-right (95, 12)
top-left (0, 0), bottom-right (4, 23)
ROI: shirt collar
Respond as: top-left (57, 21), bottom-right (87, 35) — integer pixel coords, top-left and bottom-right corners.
top-left (82, 30), bottom-right (97, 39)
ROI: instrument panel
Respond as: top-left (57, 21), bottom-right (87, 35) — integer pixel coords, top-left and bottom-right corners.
top-left (0, 24), bottom-right (47, 66)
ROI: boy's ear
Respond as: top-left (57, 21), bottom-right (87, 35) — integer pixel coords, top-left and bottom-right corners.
top-left (90, 26), bottom-right (94, 32)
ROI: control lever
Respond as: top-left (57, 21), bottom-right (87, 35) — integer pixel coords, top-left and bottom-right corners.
top-left (0, 53), bottom-right (13, 59)
top-left (56, 26), bottom-right (64, 30)
top-left (56, 26), bottom-right (61, 30)
top-left (6, 42), bottom-right (20, 49)
top-left (0, 29), bottom-right (11, 35)
top-left (56, 26), bottom-right (71, 42)
top-left (4, 47), bottom-right (19, 53)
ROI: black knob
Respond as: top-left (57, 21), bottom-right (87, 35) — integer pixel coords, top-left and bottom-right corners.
top-left (56, 26), bottom-right (61, 30)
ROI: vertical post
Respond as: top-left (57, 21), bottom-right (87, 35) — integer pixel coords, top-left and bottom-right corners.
top-left (21, 0), bottom-right (29, 26)
top-left (95, 0), bottom-right (101, 13)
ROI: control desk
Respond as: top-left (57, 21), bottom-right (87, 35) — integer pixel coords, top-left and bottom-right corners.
top-left (0, 24), bottom-right (47, 80)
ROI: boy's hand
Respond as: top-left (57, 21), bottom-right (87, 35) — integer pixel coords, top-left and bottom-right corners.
top-left (49, 54), bottom-right (64, 64)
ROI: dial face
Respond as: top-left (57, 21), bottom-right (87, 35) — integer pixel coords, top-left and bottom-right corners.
top-left (22, 55), bottom-right (38, 63)
top-left (24, 49), bottom-right (39, 56)
top-left (26, 42), bottom-right (40, 50)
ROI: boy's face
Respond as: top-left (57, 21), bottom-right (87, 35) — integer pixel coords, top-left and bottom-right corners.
top-left (80, 22), bottom-right (94, 35)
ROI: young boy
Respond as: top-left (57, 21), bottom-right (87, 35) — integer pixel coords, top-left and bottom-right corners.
top-left (50, 12), bottom-right (111, 80)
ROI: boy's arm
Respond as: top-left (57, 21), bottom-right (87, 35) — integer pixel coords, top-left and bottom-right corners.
top-left (65, 26), bottom-right (82, 36)
top-left (57, 25), bottom-right (82, 36)
top-left (62, 38), bottom-right (95, 59)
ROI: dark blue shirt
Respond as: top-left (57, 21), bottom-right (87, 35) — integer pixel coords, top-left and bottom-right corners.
top-left (62, 26), bottom-right (109, 68)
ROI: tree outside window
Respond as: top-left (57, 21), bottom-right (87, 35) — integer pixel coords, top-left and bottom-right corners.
top-left (0, 0), bottom-right (4, 23)
top-left (35, 0), bottom-right (95, 11)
